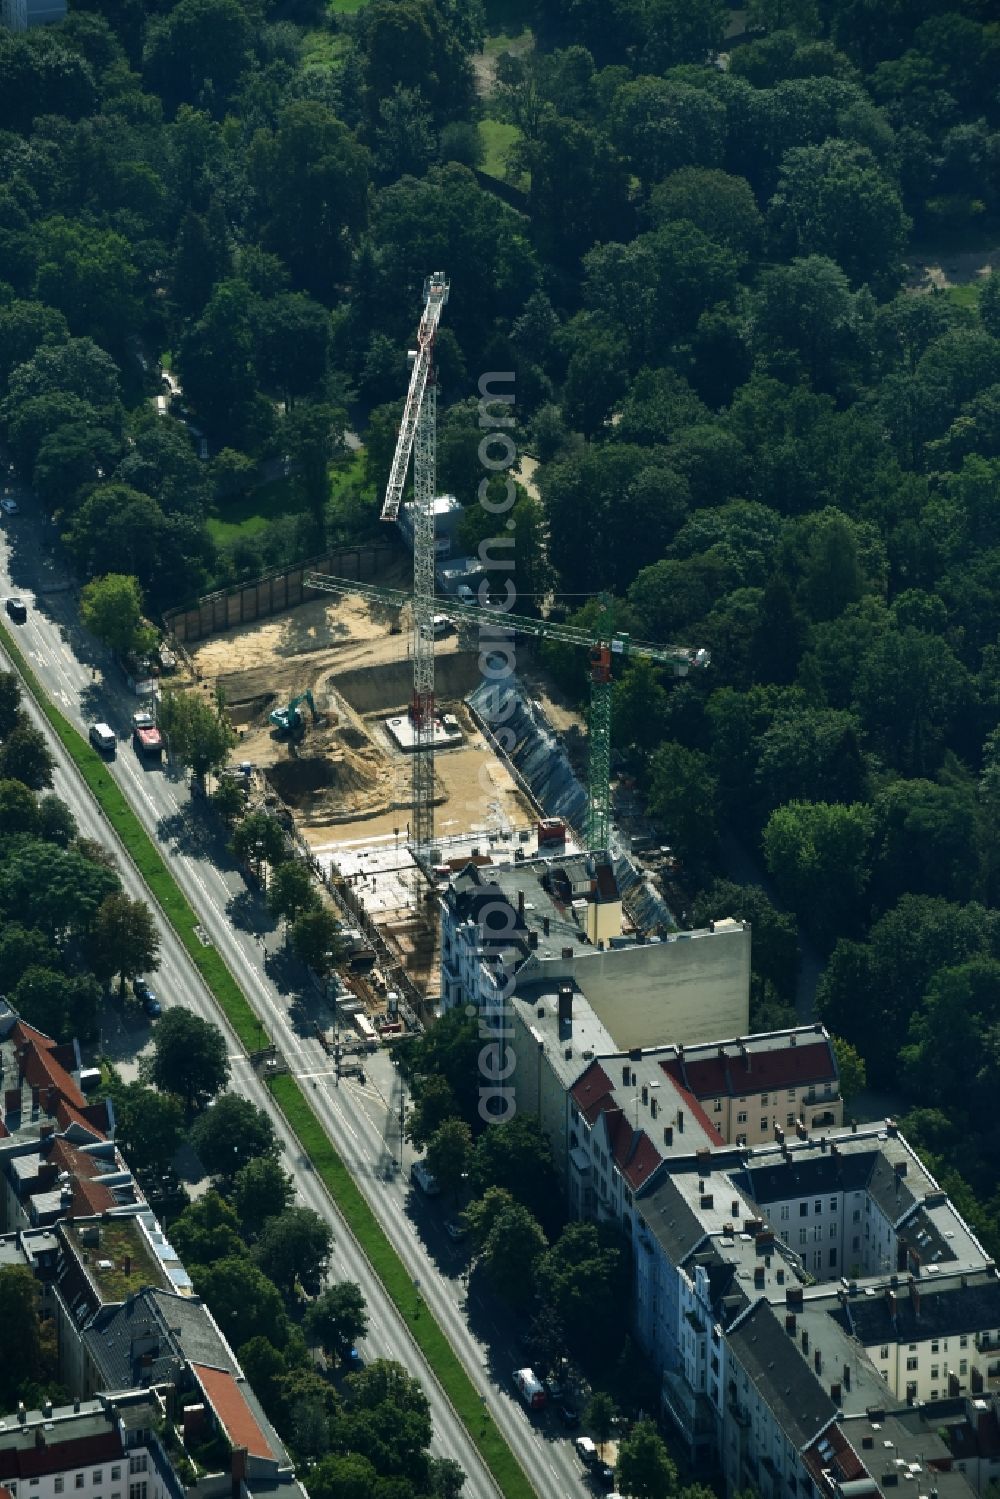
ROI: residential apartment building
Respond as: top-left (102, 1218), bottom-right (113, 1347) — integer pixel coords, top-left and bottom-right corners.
top-left (623, 1123), bottom-right (998, 1498)
top-left (0, 1391), bottom-right (182, 1499)
top-left (442, 854), bottom-right (750, 1046)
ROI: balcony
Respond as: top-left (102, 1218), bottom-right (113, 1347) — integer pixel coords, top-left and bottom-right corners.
top-left (663, 1372), bottom-right (718, 1446)
top-left (976, 1332), bottom-right (999, 1353)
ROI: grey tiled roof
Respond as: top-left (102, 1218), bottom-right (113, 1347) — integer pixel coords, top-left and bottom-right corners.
top-left (835, 1272), bottom-right (1000, 1346)
top-left (727, 1299), bottom-right (838, 1449)
top-left (637, 1173), bottom-right (710, 1266)
top-left (85, 1288), bottom-right (237, 1391)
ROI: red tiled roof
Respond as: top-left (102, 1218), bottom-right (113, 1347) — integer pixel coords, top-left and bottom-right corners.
top-left (0, 1432), bottom-right (121, 1481)
top-left (191, 1364), bottom-right (274, 1461)
top-left (661, 1072), bottom-right (725, 1147)
top-left (571, 1061), bottom-right (615, 1114)
top-left (660, 1040), bottom-right (835, 1101)
top-left (54, 1097), bottom-right (106, 1141)
top-left (802, 1423), bottom-right (865, 1490)
top-left (13, 1024), bottom-right (87, 1111)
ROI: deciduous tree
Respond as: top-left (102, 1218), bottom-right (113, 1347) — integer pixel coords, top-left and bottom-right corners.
top-left (141, 1007), bottom-right (230, 1108)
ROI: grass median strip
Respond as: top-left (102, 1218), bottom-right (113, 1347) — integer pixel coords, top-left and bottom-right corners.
top-left (268, 1072), bottom-right (535, 1499)
top-left (0, 620), bottom-right (265, 1051)
top-left (0, 620), bottom-right (537, 1499)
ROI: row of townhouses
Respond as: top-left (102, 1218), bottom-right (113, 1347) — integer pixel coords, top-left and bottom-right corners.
top-left (440, 853), bottom-right (1000, 1499)
top-left (0, 1004), bottom-right (303, 1499)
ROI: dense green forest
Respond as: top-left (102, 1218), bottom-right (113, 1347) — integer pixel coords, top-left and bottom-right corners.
top-left (2, 0), bottom-right (1000, 1261)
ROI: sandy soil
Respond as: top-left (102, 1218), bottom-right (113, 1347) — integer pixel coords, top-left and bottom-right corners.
top-left (191, 588), bottom-right (533, 841)
top-left (906, 244), bottom-right (998, 293)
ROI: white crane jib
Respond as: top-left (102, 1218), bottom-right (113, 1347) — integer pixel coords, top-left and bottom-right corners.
top-left (381, 271), bottom-right (449, 860)
top-left (381, 272), bottom-right (450, 523)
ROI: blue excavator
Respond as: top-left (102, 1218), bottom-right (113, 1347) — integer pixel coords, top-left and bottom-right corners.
top-left (269, 690), bottom-right (320, 736)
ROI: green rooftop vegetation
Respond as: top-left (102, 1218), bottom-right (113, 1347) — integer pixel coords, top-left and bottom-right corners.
top-left (72, 1217), bottom-right (165, 1302)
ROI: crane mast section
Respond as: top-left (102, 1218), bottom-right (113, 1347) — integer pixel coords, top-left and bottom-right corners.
top-left (380, 273), bottom-right (449, 523)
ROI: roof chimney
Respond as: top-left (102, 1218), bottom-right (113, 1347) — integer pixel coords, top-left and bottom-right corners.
top-left (785, 1313), bottom-right (797, 1335)
top-left (518, 889), bottom-right (525, 919)
top-left (558, 983), bottom-right (573, 1028)
top-left (17, 1404), bottom-right (26, 1425)
top-left (786, 1285), bottom-right (803, 1310)
top-left (830, 1381), bottom-right (842, 1406)
top-left (814, 1349), bottom-right (822, 1374)
top-left (528, 931), bottom-right (538, 950)
top-left (561, 947), bottom-right (573, 960)
top-left (43, 1400), bottom-right (52, 1418)
top-left (909, 1278), bottom-right (920, 1317)
top-left (801, 1328), bottom-right (809, 1353)
top-left (696, 1147), bottom-right (711, 1173)
top-left (542, 915), bottom-right (550, 937)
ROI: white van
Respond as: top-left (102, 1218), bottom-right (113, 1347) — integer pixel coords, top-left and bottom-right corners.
top-left (89, 723), bottom-right (116, 755)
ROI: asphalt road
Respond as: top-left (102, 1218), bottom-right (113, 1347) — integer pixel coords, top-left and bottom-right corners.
top-left (0, 487), bottom-right (592, 1499)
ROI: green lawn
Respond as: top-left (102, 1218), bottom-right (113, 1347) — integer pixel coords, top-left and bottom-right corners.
top-left (479, 118), bottom-right (524, 183)
top-left (943, 281), bottom-right (982, 311)
top-left (328, 0), bottom-right (364, 15)
top-left (268, 1075), bottom-right (537, 1499)
top-left (207, 452), bottom-right (369, 546)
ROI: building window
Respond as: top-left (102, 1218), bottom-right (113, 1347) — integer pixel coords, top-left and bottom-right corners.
top-left (780, 1205), bottom-right (789, 1220)
top-left (813, 1251), bottom-right (822, 1270)
top-left (880, 1346), bottom-right (889, 1359)
top-left (960, 1335), bottom-right (968, 1349)
top-left (931, 1342), bottom-right (939, 1354)
top-left (829, 1198), bottom-right (837, 1212)
top-left (960, 1360), bottom-right (968, 1375)
top-left (128, 1485), bottom-right (146, 1499)
top-left (853, 1209), bottom-right (861, 1222)
top-left (93, 1477), bottom-right (102, 1488)
top-left (786, 1113), bottom-right (796, 1126)
top-left (931, 1366), bottom-right (939, 1379)
top-left (760, 1117), bottom-right (768, 1131)
top-left (737, 1111), bottom-right (747, 1124)
top-left (853, 1236), bottom-right (860, 1251)
top-left (814, 1200), bottom-right (822, 1214)
top-left (814, 1226), bottom-right (823, 1242)
top-left (76, 1479), bottom-right (85, 1491)
top-left (787, 1088), bottom-right (796, 1100)
top-left (829, 1249), bottom-right (837, 1267)
top-left (714, 1099), bottom-right (722, 1112)
top-left (761, 1094), bottom-right (769, 1106)
top-left (55, 1484), bottom-right (64, 1495)
top-left (111, 1472), bottom-right (120, 1483)
top-left (128, 1459), bottom-right (147, 1477)
top-left (799, 1228), bottom-right (807, 1245)
top-left (906, 1358), bottom-right (918, 1371)
top-left (800, 1203), bottom-right (808, 1217)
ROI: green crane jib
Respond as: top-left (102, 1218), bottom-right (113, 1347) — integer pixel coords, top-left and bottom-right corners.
top-left (304, 573), bottom-right (709, 851)
top-left (269, 690), bottom-right (319, 736)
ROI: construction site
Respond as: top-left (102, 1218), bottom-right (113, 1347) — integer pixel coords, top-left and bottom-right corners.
top-left (177, 271), bottom-right (706, 1026)
top-left (187, 579), bottom-right (554, 997)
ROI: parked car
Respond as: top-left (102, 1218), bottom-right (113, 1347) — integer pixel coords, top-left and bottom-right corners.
top-left (574, 1436), bottom-right (599, 1470)
top-left (595, 1463), bottom-right (616, 1491)
top-left (410, 1160), bottom-right (441, 1197)
top-left (557, 1402), bottom-right (580, 1429)
top-left (5, 596), bottom-right (26, 622)
top-left (444, 1218), bottom-right (467, 1242)
top-left (1, 498), bottom-right (18, 515)
top-left (133, 977), bottom-right (155, 1003)
top-left (144, 994), bottom-right (162, 1018)
top-left (544, 1373), bottom-right (567, 1400)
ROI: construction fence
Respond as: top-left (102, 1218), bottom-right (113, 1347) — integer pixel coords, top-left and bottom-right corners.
top-left (163, 542), bottom-right (398, 645)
